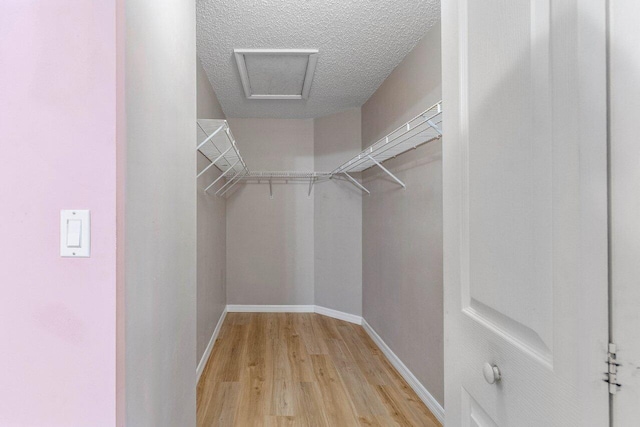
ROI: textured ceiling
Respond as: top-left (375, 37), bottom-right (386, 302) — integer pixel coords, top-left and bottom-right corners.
top-left (196, 0), bottom-right (440, 119)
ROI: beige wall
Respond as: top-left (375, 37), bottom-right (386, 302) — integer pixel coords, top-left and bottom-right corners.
top-left (314, 108), bottom-right (363, 315)
top-left (124, 0), bottom-right (197, 425)
top-left (361, 21), bottom-right (444, 406)
top-left (225, 112), bottom-right (363, 314)
top-left (226, 118), bottom-right (315, 305)
top-left (196, 56), bottom-right (227, 364)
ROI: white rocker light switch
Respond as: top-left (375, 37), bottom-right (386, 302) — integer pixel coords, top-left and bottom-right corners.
top-left (60, 210), bottom-right (90, 257)
top-left (66, 219), bottom-right (82, 247)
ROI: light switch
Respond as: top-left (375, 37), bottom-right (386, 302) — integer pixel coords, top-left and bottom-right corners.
top-left (67, 219), bottom-right (82, 247)
top-left (60, 210), bottom-right (90, 257)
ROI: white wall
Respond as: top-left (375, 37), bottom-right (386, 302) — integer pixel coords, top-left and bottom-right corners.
top-left (314, 108), bottom-right (363, 315)
top-left (361, 22), bottom-right (444, 406)
top-left (196, 56), bottom-right (227, 364)
top-left (123, 1), bottom-right (197, 425)
top-left (226, 119), bottom-right (315, 305)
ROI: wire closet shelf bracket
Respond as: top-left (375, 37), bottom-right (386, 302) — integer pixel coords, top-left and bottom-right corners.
top-left (330, 101), bottom-right (442, 193)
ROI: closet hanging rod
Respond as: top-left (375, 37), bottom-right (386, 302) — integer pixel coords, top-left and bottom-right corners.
top-left (238, 171), bottom-right (332, 180)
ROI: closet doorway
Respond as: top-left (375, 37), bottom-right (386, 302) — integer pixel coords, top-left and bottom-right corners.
top-left (194, 1), bottom-right (445, 425)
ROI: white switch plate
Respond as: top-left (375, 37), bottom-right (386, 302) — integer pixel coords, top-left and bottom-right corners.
top-left (60, 210), bottom-right (90, 257)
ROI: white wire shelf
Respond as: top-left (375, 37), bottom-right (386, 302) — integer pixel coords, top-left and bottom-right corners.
top-left (197, 119), bottom-right (248, 177)
top-left (197, 119), bottom-right (250, 196)
top-left (196, 101), bottom-right (442, 197)
top-left (332, 101), bottom-right (442, 175)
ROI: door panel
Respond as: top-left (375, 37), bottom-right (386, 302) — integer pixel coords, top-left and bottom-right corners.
top-left (443, 0), bottom-right (609, 425)
top-left (610, 0), bottom-right (640, 424)
top-left (464, 0), bottom-right (553, 363)
top-left (462, 388), bottom-right (499, 427)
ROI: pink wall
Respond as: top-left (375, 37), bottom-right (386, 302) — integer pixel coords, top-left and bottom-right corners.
top-left (0, 2), bottom-right (117, 425)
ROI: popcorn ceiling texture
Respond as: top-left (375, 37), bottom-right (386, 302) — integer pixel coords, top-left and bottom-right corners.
top-left (197, 0), bottom-right (440, 118)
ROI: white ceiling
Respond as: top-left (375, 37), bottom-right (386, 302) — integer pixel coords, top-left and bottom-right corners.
top-left (196, 0), bottom-right (440, 119)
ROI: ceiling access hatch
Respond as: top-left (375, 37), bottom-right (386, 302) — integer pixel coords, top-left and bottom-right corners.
top-left (234, 49), bottom-right (319, 100)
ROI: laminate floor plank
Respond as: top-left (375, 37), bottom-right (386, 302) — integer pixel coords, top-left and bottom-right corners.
top-left (220, 324), bottom-right (249, 382)
top-left (295, 381), bottom-right (330, 427)
top-left (309, 354), bottom-right (360, 426)
top-left (198, 382), bottom-right (241, 427)
top-left (264, 415), bottom-right (296, 427)
top-left (197, 313), bottom-right (441, 427)
top-left (324, 337), bottom-right (387, 420)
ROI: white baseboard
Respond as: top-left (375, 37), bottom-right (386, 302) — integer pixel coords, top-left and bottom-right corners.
top-left (196, 307), bottom-right (227, 383)
top-left (361, 319), bottom-right (445, 424)
top-left (225, 304), bottom-right (361, 325)
top-left (226, 304), bottom-right (315, 313)
top-left (314, 305), bottom-right (362, 325)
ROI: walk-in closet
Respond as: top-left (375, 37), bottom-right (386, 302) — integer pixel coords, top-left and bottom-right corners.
top-left (194, 3), bottom-right (444, 425)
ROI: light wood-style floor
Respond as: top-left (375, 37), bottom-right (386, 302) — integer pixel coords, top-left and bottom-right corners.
top-left (197, 313), bottom-right (441, 426)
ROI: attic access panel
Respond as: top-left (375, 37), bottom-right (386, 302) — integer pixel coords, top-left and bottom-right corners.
top-left (234, 49), bottom-right (319, 100)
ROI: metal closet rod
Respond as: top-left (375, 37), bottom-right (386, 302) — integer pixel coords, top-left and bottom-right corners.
top-left (237, 172), bottom-right (331, 198)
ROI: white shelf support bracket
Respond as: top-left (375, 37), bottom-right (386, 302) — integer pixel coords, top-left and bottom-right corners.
top-left (426, 119), bottom-right (442, 136)
top-left (367, 155), bottom-right (406, 189)
top-left (196, 123), bottom-right (226, 151)
top-left (196, 146), bottom-right (232, 178)
top-left (308, 177), bottom-right (315, 198)
top-left (269, 178), bottom-right (273, 199)
top-left (219, 171), bottom-right (246, 197)
top-left (196, 160), bottom-right (216, 179)
top-left (215, 168), bottom-right (244, 196)
top-left (204, 159), bottom-right (239, 193)
top-left (209, 146), bottom-right (233, 167)
top-left (343, 172), bottom-right (370, 194)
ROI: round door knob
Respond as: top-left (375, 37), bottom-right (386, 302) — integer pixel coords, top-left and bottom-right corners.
top-left (483, 363), bottom-right (501, 384)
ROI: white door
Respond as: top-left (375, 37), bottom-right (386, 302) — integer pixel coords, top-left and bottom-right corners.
top-left (442, 0), bottom-right (609, 425)
top-left (610, 0), bottom-right (640, 424)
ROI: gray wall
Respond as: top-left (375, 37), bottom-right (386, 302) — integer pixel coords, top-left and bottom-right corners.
top-left (196, 56), bottom-right (227, 363)
top-left (226, 118), bottom-right (315, 305)
top-left (314, 109), bottom-right (363, 315)
top-left (361, 22), bottom-right (444, 406)
top-left (197, 57), bottom-right (226, 120)
top-left (124, 0), bottom-right (197, 425)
